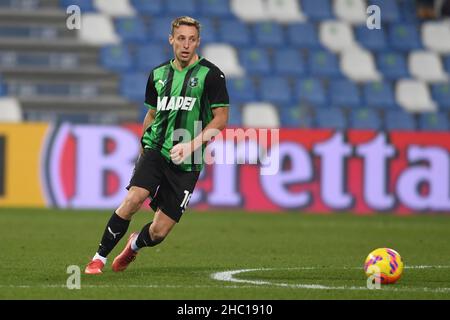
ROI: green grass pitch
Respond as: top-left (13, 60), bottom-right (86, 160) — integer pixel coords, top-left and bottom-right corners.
top-left (1, 208), bottom-right (450, 300)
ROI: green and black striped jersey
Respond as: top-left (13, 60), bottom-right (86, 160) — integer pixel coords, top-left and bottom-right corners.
top-left (142, 56), bottom-right (229, 172)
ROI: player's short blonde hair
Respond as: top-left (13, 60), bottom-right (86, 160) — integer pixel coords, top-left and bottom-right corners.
top-left (171, 16), bottom-right (201, 36)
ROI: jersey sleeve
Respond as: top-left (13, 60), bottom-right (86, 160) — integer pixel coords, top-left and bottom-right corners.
top-left (144, 71), bottom-right (157, 109)
top-left (205, 67), bottom-right (229, 108)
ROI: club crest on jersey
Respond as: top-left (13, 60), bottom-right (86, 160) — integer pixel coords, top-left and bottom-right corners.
top-left (157, 96), bottom-right (196, 111)
top-left (188, 77), bottom-right (198, 88)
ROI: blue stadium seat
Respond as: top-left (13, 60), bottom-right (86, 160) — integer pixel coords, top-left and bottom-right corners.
top-left (228, 105), bottom-right (242, 126)
top-left (287, 23), bottom-right (321, 49)
top-left (130, 0), bottom-right (163, 15)
top-left (60, 0), bottom-right (94, 12)
top-left (431, 83), bottom-right (450, 109)
top-left (166, 0), bottom-right (198, 16)
top-left (377, 52), bottom-right (409, 79)
top-left (384, 110), bottom-right (416, 130)
top-left (388, 23), bottom-right (421, 51)
top-left (302, 0), bottom-right (333, 20)
top-left (253, 22), bottom-right (285, 47)
top-left (330, 79), bottom-right (361, 108)
top-left (227, 78), bottom-right (258, 103)
top-left (418, 113), bottom-right (449, 131)
top-left (349, 108), bottom-right (382, 130)
top-left (296, 78), bottom-right (327, 107)
top-left (399, 0), bottom-right (418, 22)
top-left (136, 44), bottom-right (169, 71)
top-left (355, 26), bottom-right (387, 52)
top-left (218, 20), bottom-right (251, 46)
top-left (308, 50), bottom-right (341, 78)
top-left (316, 108), bottom-right (347, 130)
top-left (260, 77), bottom-right (293, 105)
top-left (149, 17), bottom-right (175, 43)
top-left (273, 49), bottom-right (305, 76)
top-left (115, 17), bottom-right (148, 43)
top-left (369, 0), bottom-right (400, 23)
top-left (197, 18), bottom-right (218, 43)
top-left (100, 45), bottom-right (133, 72)
top-left (444, 56), bottom-right (450, 73)
top-left (363, 82), bottom-right (396, 109)
top-left (121, 72), bottom-right (148, 102)
top-left (279, 105), bottom-right (315, 128)
top-left (240, 48), bottom-right (271, 75)
top-left (199, 0), bottom-right (232, 17)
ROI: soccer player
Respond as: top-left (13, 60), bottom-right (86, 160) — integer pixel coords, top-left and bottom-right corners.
top-left (85, 16), bottom-right (229, 274)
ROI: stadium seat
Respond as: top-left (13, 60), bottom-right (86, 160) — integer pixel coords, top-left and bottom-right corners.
top-left (316, 107), bottom-right (347, 130)
top-left (239, 48), bottom-right (271, 75)
top-left (130, 0), bottom-right (163, 15)
top-left (227, 78), bottom-right (258, 103)
top-left (341, 47), bottom-right (381, 82)
top-left (79, 14), bottom-right (120, 45)
top-left (384, 110), bottom-right (416, 131)
top-left (445, 56), bottom-right (450, 73)
top-left (418, 112), bottom-right (449, 131)
top-left (136, 44), bottom-right (169, 71)
top-left (120, 72), bottom-right (148, 102)
top-left (334, 0), bottom-right (366, 24)
top-left (242, 102), bottom-right (280, 128)
top-left (355, 26), bottom-right (387, 52)
top-left (422, 21), bottom-right (450, 54)
top-left (218, 20), bottom-right (252, 46)
top-left (266, 0), bottom-right (306, 23)
top-left (329, 79), bottom-right (361, 108)
top-left (199, 0), bottom-right (232, 17)
top-left (197, 18), bottom-right (218, 44)
top-left (253, 22), bottom-right (285, 47)
top-left (230, 0), bottom-right (268, 22)
top-left (0, 97), bottom-right (22, 122)
top-left (388, 23), bottom-right (422, 51)
top-left (287, 23), bottom-right (321, 49)
top-left (377, 52), bottom-right (409, 79)
top-left (259, 76), bottom-right (293, 105)
top-left (166, 0), bottom-right (198, 16)
top-left (148, 17), bottom-right (174, 43)
top-left (308, 50), bottom-right (341, 78)
top-left (396, 79), bottom-right (437, 113)
top-left (369, 0), bottom-right (400, 23)
top-left (363, 82), bottom-right (396, 109)
top-left (273, 48), bottom-right (305, 76)
top-left (60, 0), bottom-right (95, 12)
top-left (279, 105), bottom-right (315, 128)
top-left (115, 17), bottom-right (147, 43)
top-left (228, 105), bottom-right (242, 126)
top-left (431, 83), bottom-right (450, 109)
top-left (302, 0), bottom-right (333, 20)
top-left (296, 78), bottom-right (327, 107)
top-left (349, 108), bottom-right (382, 130)
top-left (319, 20), bottom-right (358, 53)
top-left (100, 45), bottom-right (133, 72)
top-left (94, 0), bottom-right (135, 16)
top-left (202, 44), bottom-right (244, 77)
top-left (409, 51), bottom-right (448, 83)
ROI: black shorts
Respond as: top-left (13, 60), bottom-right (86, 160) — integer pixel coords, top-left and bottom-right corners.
top-left (127, 148), bottom-right (200, 222)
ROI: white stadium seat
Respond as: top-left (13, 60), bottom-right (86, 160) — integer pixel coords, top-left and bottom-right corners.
top-left (266, 0), bottom-right (306, 23)
top-left (94, 0), bottom-right (135, 17)
top-left (409, 51), bottom-right (448, 83)
top-left (334, 0), bottom-right (367, 24)
top-left (202, 44), bottom-right (245, 78)
top-left (231, 0), bottom-right (268, 22)
top-left (0, 98), bottom-right (23, 122)
top-left (341, 47), bottom-right (381, 82)
top-left (396, 79), bottom-right (437, 113)
top-left (422, 21), bottom-right (450, 54)
top-left (242, 102), bottom-right (280, 128)
top-left (320, 20), bottom-right (359, 53)
top-left (79, 14), bottom-right (120, 45)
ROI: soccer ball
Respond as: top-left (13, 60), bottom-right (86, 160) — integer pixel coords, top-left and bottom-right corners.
top-left (364, 248), bottom-right (404, 284)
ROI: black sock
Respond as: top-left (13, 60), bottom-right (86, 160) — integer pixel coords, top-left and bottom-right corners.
top-left (135, 222), bottom-right (162, 248)
top-left (97, 212), bottom-right (130, 258)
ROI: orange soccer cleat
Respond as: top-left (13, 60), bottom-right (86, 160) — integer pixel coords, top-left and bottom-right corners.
top-left (84, 259), bottom-right (105, 275)
top-left (112, 232), bottom-right (139, 272)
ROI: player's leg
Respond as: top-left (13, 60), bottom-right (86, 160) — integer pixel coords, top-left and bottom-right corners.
top-left (84, 187), bottom-right (149, 274)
